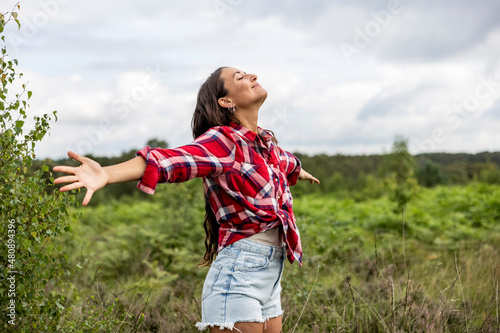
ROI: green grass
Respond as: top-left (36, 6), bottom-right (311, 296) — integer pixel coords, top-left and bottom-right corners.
top-left (54, 182), bottom-right (500, 332)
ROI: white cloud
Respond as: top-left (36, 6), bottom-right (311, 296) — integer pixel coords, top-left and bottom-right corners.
top-left (2, 0), bottom-right (499, 159)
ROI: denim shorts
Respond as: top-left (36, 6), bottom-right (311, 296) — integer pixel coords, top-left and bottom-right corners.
top-left (196, 238), bottom-right (286, 331)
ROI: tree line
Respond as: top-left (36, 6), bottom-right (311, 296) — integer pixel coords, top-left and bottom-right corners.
top-left (36, 138), bottom-right (500, 206)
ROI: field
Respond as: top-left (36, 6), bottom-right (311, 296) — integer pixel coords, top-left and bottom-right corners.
top-left (53, 180), bottom-right (500, 332)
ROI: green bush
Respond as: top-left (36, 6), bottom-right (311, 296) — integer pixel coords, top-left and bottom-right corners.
top-left (0, 7), bottom-right (119, 331)
top-left (0, 6), bottom-right (72, 331)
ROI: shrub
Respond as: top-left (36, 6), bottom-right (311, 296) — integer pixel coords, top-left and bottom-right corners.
top-left (0, 6), bottom-right (117, 331)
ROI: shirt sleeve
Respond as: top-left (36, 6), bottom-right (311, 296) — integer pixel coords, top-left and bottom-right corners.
top-left (135, 127), bottom-right (236, 194)
top-left (278, 147), bottom-right (302, 186)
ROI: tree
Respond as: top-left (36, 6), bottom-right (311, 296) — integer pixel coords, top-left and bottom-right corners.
top-left (380, 135), bottom-right (419, 212)
top-left (146, 138), bottom-right (168, 149)
top-left (417, 159), bottom-right (446, 187)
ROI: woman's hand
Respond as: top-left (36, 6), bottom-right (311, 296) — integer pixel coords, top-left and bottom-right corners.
top-left (298, 168), bottom-right (320, 184)
top-left (53, 151), bottom-right (109, 206)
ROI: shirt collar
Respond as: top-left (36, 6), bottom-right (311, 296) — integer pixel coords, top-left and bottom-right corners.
top-left (229, 122), bottom-right (273, 146)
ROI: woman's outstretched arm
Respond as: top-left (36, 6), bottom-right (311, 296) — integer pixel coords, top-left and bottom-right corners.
top-left (53, 151), bottom-right (147, 206)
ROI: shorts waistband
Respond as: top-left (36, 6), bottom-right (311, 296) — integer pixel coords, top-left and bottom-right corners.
top-left (228, 238), bottom-right (285, 261)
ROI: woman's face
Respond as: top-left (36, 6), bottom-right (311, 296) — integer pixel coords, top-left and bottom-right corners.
top-left (219, 67), bottom-right (268, 110)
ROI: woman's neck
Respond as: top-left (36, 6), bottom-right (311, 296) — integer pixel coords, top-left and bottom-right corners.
top-left (236, 110), bottom-right (259, 133)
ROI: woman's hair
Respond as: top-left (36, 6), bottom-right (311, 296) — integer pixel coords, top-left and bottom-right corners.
top-left (192, 67), bottom-right (239, 139)
top-left (192, 67), bottom-right (239, 267)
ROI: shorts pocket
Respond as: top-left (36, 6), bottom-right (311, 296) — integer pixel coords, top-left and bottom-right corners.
top-left (236, 253), bottom-right (269, 272)
top-left (201, 263), bottom-right (222, 301)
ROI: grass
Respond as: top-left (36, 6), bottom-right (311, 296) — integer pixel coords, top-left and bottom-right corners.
top-left (281, 239), bottom-right (500, 332)
top-left (53, 183), bottom-right (500, 332)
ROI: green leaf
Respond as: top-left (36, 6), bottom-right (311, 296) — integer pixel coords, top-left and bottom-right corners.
top-left (28, 91), bottom-right (32, 99)
top-left (55, 301), bottom-right (65, 310)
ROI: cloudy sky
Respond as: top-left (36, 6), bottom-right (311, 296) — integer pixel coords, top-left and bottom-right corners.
top-left (4, 0), bottom-right (500, 159)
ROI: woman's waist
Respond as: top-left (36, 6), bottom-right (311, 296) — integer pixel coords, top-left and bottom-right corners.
top-left (246, 225), bottom-right (284, 247)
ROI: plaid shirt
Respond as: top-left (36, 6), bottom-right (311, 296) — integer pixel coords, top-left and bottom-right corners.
top-left (136, 123), bottom-right (303, 265)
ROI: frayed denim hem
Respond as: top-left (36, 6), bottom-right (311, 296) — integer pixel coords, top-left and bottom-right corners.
top-left (263, 310), bottom-right (284, 322)
top-left (263, 312), bottom-right (284, 330)
top-left (196, 314), bottom-right (283, 331)
top-left (196, 318), bottom-right (269, 332)
top-left (196, 322), bottom-right (241, 332)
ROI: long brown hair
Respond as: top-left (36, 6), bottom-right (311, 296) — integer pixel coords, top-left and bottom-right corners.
top-left (192, 67), bottom-right (239, 267)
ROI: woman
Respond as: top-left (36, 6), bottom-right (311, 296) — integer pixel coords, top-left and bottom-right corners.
top-left (54, 67), bottom-right (319, 333)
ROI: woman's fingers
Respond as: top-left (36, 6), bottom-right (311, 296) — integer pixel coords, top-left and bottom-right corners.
top-left (310, 176), bottom-right (320, 184)
top-left (53, 152), bottom-right (84, 174)
top-left (52, 151), bottom-right (105, 206)
top-left (82, 189), bottom-right (94, 206)
top-left (53, 165), bottom-right (77, 174)
top-left (59, 182), bottom-right (84, 192)
top-left (58, 181), bottom-right (93, 205)
top-left (53, 175), bottom-right (78, 185)
top-left (67, 150), bottom-right (85, 163)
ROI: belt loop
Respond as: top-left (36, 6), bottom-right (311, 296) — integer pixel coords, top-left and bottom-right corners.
top-left (269, 246), bottom-right (274, 262)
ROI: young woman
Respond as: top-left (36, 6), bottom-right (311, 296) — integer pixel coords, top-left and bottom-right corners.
top-left (54, 67), bottom-right (319, 333)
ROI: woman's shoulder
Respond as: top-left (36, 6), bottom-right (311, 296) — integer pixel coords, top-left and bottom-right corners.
top-left (203, 125), bottom-right (237, 137)
top-left (195, 125), bottom-right (239, 145)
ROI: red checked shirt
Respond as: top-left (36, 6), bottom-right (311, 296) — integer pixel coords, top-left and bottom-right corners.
top-left (136, 123), bottom-right (303, 265)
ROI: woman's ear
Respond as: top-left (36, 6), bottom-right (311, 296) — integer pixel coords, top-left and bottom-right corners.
top-left (218, 97), bottom-right (231, 109)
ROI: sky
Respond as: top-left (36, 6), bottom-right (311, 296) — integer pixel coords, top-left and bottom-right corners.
top-left (3, 0), bottom-right (500, 159)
